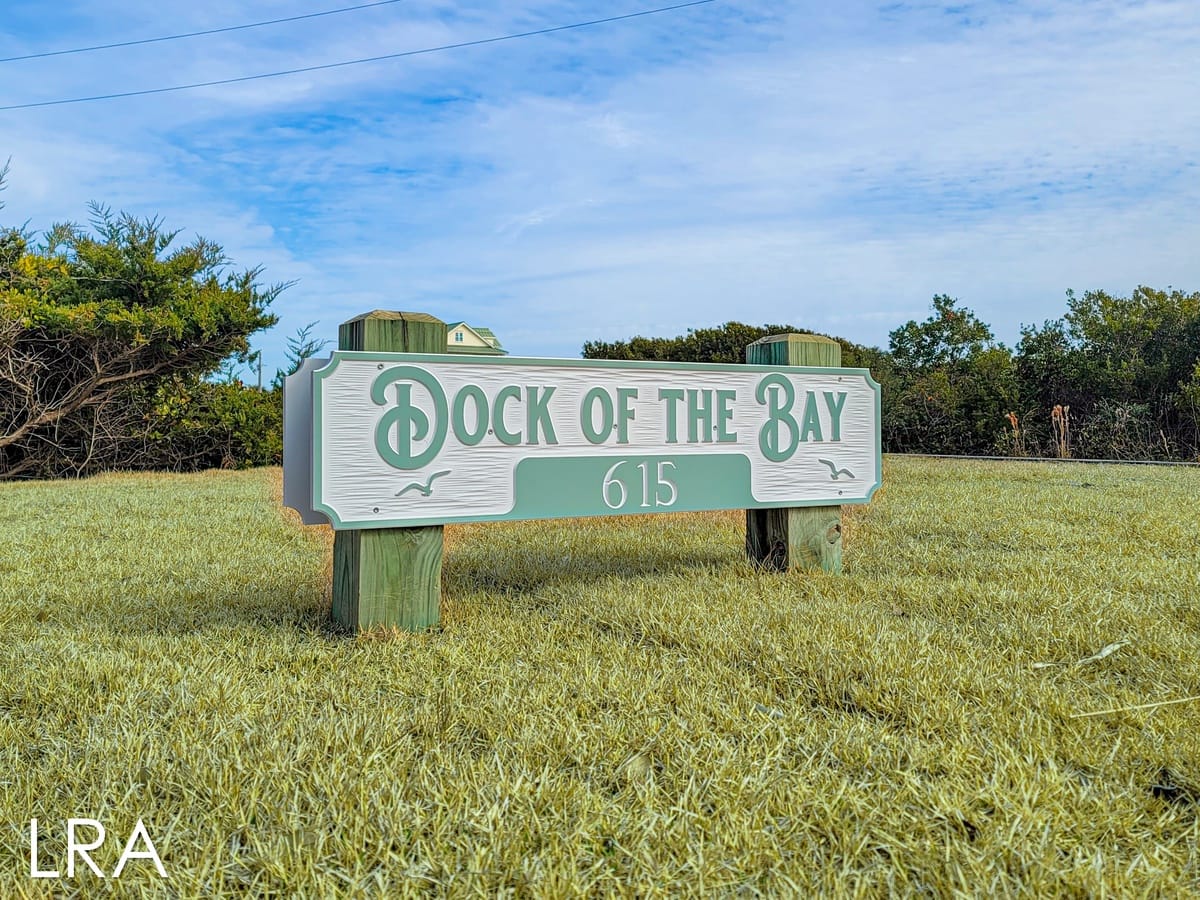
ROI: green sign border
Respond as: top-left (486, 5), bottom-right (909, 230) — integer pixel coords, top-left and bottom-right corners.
top-left (312, 352), bottom-right (883, 529)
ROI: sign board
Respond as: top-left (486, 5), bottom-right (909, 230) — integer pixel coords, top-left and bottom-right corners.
top-left (291, 352), bottom-right (881, 530)
top-left (282, 355), bottom-right (332, 525)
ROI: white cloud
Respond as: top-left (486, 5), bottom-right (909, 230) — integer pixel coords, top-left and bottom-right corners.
top-left (1, 0), bottom-right (1198, 373)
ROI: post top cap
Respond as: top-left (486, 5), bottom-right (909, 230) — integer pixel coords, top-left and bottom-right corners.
top-left (340, 310), bottom-right (445, 326)
top-left (748, 332), bottom-right (838, 346)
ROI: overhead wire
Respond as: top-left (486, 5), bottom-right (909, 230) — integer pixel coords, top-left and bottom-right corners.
top-left (0, 0), bottom-right (717, 111)
top-left (0, 0), bottom-right (409, 64)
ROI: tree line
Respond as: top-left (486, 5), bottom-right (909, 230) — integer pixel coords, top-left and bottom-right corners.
top-left (583, 290), bottom-right (1200, 461)
top-left (3, 181), bottom-right (1197, 479)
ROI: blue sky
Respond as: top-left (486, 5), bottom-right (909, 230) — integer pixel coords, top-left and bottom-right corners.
top-left (2, 0), bottom-right (1198, 378)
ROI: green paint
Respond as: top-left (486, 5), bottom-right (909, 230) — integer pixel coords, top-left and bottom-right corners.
top-left (687, 389), bottom-right (713, 443)
top-left (659, 388), bottom-right (684, 443)
top-left (824, 391), bottom-right (846, 441)
top-left (581, 387), bottom-right (614, 444)
top-left (756, 374), bottom-right (799, 462)
top-left (716, 389), bottom-right (737, 443)
top-left (491, 385), bottom-right (522, 446)
top-left (799, 391), bottom-right (823, 443)
top-left (396, 470), bottom-right (451, 497)
top-left (511, 454), bottom-right (753, 519)
top-left (525, 386), bottom-right (557, 445)
top-left (616, 387), bottom-right (638, 444)
top-left (451, 384), bottom-right (488, 446)
top-left (372, 365), bottom-right (448, 470)
top-left (325, 348), bottom-right (870, 379)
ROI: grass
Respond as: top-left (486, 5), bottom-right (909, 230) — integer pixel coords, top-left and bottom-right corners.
top-left (0, 456), bottom-right (1198, 897)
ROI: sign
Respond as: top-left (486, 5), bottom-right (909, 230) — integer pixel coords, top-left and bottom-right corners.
top-left (282, 355), bottom-right (332, 525)
top-left (295, 352), bottom-right (881, 530)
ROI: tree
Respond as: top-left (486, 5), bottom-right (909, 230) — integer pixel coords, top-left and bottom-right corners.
top-left (886, 296), bottom-right (1016, 454)
top-left (1014, 287), bottom-right (1200, 459)
top-left (888, 294), bottom-right (995, 372)
top-left (0, 204), bottom-right (283, 478)
top-left (271, 321), bottom-right (331, 390)
top-left (1064, 286), bottom-right (1200, 406)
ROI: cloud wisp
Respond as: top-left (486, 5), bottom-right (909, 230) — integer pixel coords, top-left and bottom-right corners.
top-left (1, 0), bottom-right (1197, 373)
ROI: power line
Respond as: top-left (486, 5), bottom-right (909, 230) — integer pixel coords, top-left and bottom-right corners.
top-left (0, 1), bottom-right (717, 111)
top-left (0, 0), bottom-right (408, 64)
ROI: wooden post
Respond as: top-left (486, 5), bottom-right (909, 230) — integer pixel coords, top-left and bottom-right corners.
top-left (332, 311), bottom-right (446, 630)
top-left (745, 334), bottom-right (843, 574)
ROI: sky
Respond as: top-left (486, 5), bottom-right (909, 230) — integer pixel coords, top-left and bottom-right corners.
top-left (2, 0), bottom-right (1198, 379)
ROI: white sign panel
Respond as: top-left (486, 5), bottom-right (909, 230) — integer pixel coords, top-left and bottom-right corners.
top-left (306, 352), bottom-right (881, 529)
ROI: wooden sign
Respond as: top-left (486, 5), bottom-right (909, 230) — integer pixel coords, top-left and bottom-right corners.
top-left (303, 352), bottom-right (881, 530)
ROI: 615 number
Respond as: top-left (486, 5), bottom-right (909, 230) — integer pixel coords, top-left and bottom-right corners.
top-left (602, 460), bottom-right (678, 510)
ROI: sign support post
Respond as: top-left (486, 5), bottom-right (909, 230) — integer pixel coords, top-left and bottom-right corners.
top-left (745, 334), bottom-right (843, 574)
top-left (291, 317), bottom-right (879, 631)
top-left (331, 311), bottom-right (446, 630)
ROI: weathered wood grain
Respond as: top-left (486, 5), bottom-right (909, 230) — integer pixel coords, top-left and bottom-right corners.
top-left (745, 334), bottom-right (843, 574)
top-left (332, 311), bottom-right (445, 630)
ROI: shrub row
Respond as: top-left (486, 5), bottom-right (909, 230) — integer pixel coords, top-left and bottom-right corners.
top-left (584, 289), bottom-right (1200, 462)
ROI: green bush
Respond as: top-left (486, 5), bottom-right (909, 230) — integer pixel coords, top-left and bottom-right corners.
top-left (0, 203), bottom-right (281, 479)
top-left (142, 378), bottom-right (282, 471)
top-left (582, 289), bottom-right (1200, 461)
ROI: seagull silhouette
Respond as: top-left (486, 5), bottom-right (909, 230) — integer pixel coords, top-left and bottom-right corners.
top-left (817, 459), bottom-right (855, 480)
top-left (395, 470), bottom-right (451, 498)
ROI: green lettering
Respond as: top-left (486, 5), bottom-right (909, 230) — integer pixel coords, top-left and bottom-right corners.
top-left (716, 389), bottom-right (737, 443)
top-left (451, 384), bottom-right (488, 446)
top-left (616, 387), bottom-right (638, 444)
top-left (799, 391), bottom-right (823, 442)
top-left (823, 391), bottom-right (846, 441)
top-left (371, 365), bottom-right (447, 469)
top-left (755, 374), bottom-right (799, 462)
top-left (525, 386), bottom-right (557, 445)
top-left (658, 389), bottom-right (684, 443)
top-left (492, 385), bottom-right (522, 445)
top-left (581, 387), bottom-right (614, 444)
top-left (687, 389), bottom-right (713, 443)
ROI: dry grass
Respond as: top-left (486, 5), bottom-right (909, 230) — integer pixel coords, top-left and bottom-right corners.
top-left (0, 456), bottom-right (1198, 897)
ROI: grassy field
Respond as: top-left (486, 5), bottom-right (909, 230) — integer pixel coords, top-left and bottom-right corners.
top-left (0, 456), bottom-right (1198, 897)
